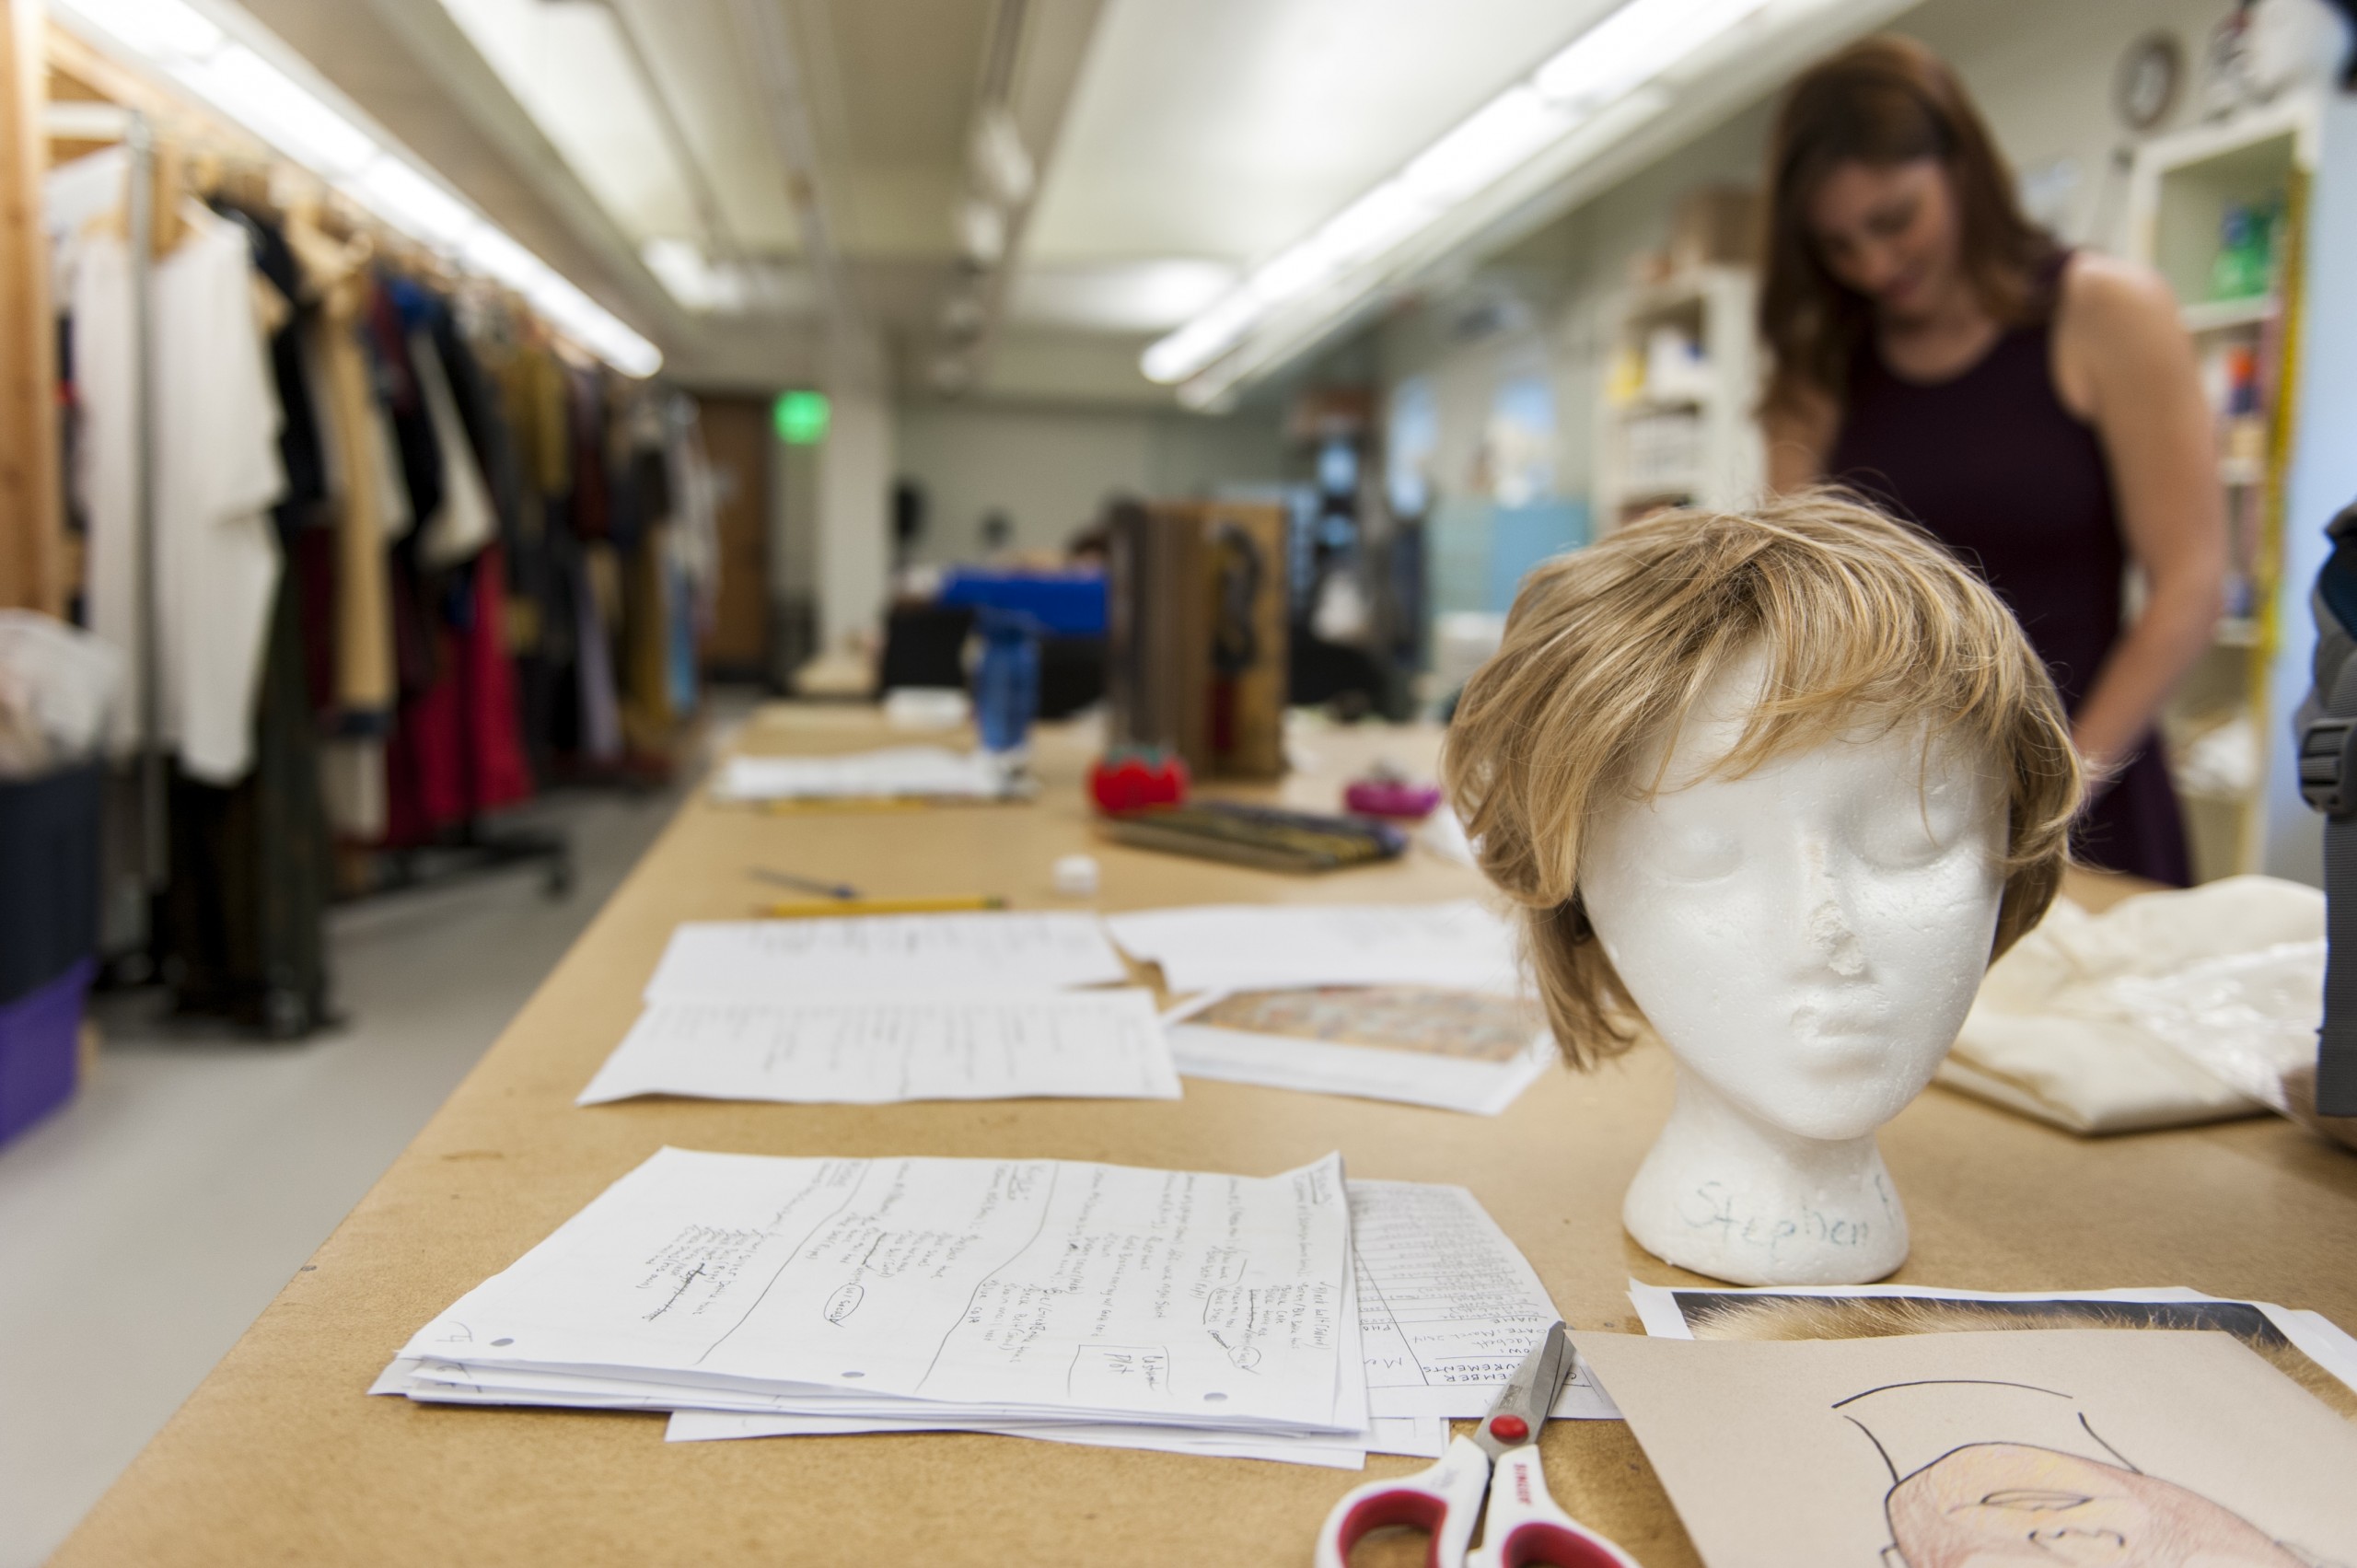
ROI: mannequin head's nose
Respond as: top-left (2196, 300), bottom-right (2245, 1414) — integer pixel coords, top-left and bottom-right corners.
top-left (1805, 898), bottom-right (1866, 976)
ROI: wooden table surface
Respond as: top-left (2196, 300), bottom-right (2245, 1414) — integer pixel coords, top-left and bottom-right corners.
top-left (55, 708), bottom-right (2357, 1567)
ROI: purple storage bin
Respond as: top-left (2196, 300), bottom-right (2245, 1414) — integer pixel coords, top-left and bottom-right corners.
top-left (0, 956), bottom-right (91, 1149)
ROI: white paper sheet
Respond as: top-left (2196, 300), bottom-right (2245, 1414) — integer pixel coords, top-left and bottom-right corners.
top-left (643, 912), bottom-right (1130, 1005)
top-left (389, 1147), bottom-right (1356, 1433)
top-left (659, 1409), bottom-right (1447, 1467)
top-left (1167, 1004), bottom-right (1550, 1116)
top-left (1105, 901), bottom-right (1522, 994)
top-left (712, 747), bottom-right (1010, 802)
top-left (578, 990), bottom-right (1179, 1106)
top-left (1625, 1280), bottom-right (2357, 1401)
top-left (1353, 1181), bottom-right (1619, 1420)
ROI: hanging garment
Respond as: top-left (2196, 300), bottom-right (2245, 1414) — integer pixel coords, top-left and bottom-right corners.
top-left (620, 523), bottom-right (676, 756)
top-left (428, 302), bottom-right (525, 552)
top-left (74, 207), bottom-right (287, 784)
top-left (152, 202), bottom-right (338, 1035)
top-left (366, 273), bottom-right (443, 533)
top-left (382, 543), bottom-right (534, 845)
top-left (288, 217), bottom-right (397, 725)
top-left (571, 549), bottom-right (624, 762)
top-left (663, 392), bottom-right (721, 637)
top-left (157, 564), bottom-right (332, 1033)
top-left (491, 339), bottom-right (570, 503)
top-left (410, 329), bottom-right (497, 569)
top-left (566, 365), bottom-right (610, 540)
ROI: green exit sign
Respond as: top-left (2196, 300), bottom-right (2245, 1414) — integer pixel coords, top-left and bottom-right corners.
top-left (773, 389), bottom-right (830, 445)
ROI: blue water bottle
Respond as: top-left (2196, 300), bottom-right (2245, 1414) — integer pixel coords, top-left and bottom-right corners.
top-left (974, 609), bottom-right (1041, 758)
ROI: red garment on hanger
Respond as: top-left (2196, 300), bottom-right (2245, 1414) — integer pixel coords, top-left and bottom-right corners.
top-left (381, 546), bottom-right (532, 845)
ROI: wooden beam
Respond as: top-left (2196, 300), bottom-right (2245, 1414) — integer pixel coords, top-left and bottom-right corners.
top-left (0, 0), bottom-right (61, 615)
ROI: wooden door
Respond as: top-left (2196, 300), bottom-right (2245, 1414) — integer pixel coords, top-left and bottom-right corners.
top-left (695, 395), bottom-right (769, 679)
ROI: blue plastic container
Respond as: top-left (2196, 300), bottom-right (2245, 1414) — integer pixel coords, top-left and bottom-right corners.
top-left (0, 957), bottom-right (90, 1149)
top-left (938, 567), bottom-right (1109, 637)
top-left (974, 610), bottom-right (1042, 756)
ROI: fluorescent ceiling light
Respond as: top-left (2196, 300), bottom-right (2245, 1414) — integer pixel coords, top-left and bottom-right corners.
top-left (1401, 87), bottom-right (1570, 204)
top-left (432, 0), bottom-right (702, 245)
top-left (1141, 0), bottom-right (1779, 388)
top-left (50, 0), bottom-right (662, 377)
top-left (67, 0), bottom-right (222, 59)
top-left (344, 157), bottom-right (478, 247)
top-left (1537, 0), bottom-right (1772, 110)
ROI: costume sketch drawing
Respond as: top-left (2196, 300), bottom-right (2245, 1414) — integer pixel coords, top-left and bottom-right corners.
top-left (1837, 1376), bottom-right (2328, 1568)
top-left (1574, 1330), bottom-right (2357, 1568)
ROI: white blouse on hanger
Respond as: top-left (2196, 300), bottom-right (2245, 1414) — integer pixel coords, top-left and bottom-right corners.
top-left (74, 203), bottom-right (287, 786)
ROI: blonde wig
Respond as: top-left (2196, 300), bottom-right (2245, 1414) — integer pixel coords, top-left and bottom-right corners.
top-left (1441, 493), bottom-right (2080, 1069)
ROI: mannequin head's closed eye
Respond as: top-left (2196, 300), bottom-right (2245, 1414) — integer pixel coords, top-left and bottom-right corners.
top-left (1579, 651), bottom-right (2008, 1143)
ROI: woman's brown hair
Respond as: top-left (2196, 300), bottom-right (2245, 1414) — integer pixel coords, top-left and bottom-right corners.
top-left (1759, 35), bottom-right (2059, 422)
top-left (1441, 493), bottom-right (2080, 1069)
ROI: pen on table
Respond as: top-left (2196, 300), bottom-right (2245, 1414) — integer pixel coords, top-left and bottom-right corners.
top-left (761, 894), bottom-right (1008, 918)
top-left (751, 867), bottom-right (861, 900)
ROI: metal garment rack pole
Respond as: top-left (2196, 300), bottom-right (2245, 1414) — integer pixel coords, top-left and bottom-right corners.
top-left (124, 107), bottom-right (166, 894)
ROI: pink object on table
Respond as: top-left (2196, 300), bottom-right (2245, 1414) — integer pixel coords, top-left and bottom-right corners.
top-left (1345, 777), bottom-right (1444, 819)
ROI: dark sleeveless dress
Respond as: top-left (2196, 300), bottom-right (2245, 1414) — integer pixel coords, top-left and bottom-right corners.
top-left (1826, 277), bottom-right (2193, 886)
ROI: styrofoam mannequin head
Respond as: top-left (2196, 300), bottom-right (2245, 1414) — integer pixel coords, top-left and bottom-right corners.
top-left (1442, 496), bottom-right (2082, 1285)
top-left (1582, 650), bottom-right (2008, 1145)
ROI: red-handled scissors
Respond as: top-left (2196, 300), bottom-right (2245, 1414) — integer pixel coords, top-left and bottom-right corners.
top-left (1315, 1320), bottom-right (1641, 1568)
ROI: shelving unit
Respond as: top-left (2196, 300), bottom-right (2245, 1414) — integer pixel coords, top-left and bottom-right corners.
top-left (1591, 264), bottom-right (1762, 530)
top-left (2125, 94), bottom-right (2320, 883)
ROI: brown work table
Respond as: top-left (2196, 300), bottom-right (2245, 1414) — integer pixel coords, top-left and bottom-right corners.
top-left (54, 708), bottom-right (2357, 1567)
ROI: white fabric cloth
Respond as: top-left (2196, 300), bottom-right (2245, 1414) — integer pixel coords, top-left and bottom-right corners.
top-left (1940, 876), bottom-right (2327, 1133)
top-left (74, 207), bottom-right (287, 785)
top-left (410, 330), bottom-right (496, 568)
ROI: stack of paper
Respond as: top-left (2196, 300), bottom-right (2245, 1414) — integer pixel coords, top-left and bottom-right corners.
top-left (377, 1149), bottom-right (1364, 1454)
top-left (712, 746), bottom-right (1013, 803)
top-left (376, 1149), bottom-right (1602, 1469)
top-left (587, 912), bottom-right (1176, 1107)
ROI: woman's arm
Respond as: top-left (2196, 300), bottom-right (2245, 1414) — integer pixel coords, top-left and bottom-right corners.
top-left (1762, 386), bottom-right (1840, 494)
top-left (2055, 254), bottom-right (2229, 781)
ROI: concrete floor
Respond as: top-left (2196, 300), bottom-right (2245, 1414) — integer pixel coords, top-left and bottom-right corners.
top-left (0, 776), bottom-right (693, 1568)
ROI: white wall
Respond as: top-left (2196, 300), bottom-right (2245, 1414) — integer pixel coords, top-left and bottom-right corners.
top-left (892, 402), bottom-right (1286, 563)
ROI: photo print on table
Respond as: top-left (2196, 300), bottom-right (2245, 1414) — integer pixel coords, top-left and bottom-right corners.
top-left (1657, 1290), bottom-right (2357, 1421)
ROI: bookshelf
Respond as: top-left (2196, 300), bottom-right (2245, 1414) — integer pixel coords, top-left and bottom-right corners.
top-left (2125, 94), bottom-right (2321, 882)
top-left (1591, 265), bottom-right (1764, 531)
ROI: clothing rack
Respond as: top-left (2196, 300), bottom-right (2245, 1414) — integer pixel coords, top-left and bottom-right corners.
top-left (45, 35), bottom-right (713, 1034)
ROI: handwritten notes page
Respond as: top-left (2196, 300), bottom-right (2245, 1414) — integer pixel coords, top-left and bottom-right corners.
top-left (712, 747), bottom-right (1009, 802)
top-left (379, 1147), bottom-right (1357, 1437)
top-left (577, 991), bottom-right (1180, 1106)
top-left (643, 912), bottom-right (1131, 1004)
top-left (1104, 901), bottom-right (1523, 995)
top-left (655, 1179), bottom-right (1607, 1465)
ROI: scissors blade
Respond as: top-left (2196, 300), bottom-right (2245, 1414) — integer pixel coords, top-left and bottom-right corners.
top-left (1474, 1319), bottom-right (1573, 1458)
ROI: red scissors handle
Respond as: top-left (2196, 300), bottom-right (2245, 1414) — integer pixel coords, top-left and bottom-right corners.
top-left (1466, 1447), bottom-right (1643, 1568)
top-left (1314, 1434), bottom-right (1490, 1568)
